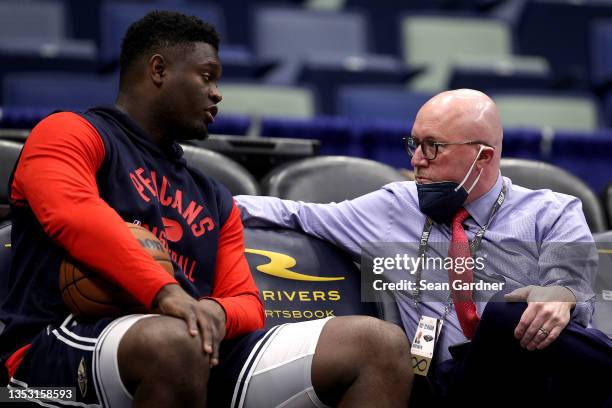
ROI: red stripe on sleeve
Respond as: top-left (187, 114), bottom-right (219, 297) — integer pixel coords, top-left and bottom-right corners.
top-left (206, 201), bottom-right (265, 339)
top-left (11, 112), bottom-right (177, 308)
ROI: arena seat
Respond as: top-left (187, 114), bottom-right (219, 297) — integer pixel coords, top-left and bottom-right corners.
top-left (547, 131), bottom-right (612, 195)
top-left (400, 15), bottom-right (513, 91)
top-left (180, 144), bottom-right (260, 196)
top-left (492, 92), bottom-right (600, 131)
top-left (299, 53), bottom-right (414, 116)
top-left (500, 158), bottom-right (607, 233)
top-left (448, 56), bottom-right (552, 92)
top-left (592, 230), bottom-right (612, 338)
top-left (591, 19), bottom-right (612, 89)
top-left (99, 1), bottom-right (226, 65)
top-left (259, 116), bottom-right (363, 157)
top-left (517, 0), bottom-right (612, 87)
top-left (336, 85), bottom-right (433, 122)
top-left (0, 141), bottom-right (23, 219)
top-left (0, 0), bottom-right (97, 98)
top-left (252, 6), bottom-right (370, 84)
top-left (243, 227), bottom-right (378, 328)
top-left (261, 156), bottom-right (407, 202)
top-left (218, 84), bottom-right (315, 118)
top-left (0, 0), bottom-right (67, 40)
top-left (3, 73), bottom-right (117, 110)
top-left (190, 134), bottom-right (320, 180)
top-left (253, 6), bottom-right (368, 61)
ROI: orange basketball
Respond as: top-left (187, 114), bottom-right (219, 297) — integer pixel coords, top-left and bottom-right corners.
top-left (59, 223), bottom-right (174, 318)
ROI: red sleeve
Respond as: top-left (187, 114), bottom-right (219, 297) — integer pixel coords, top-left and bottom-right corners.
top-left (205, 201), bottom-right (265, 339)
top-left (11, 112), bottom-right (177, 308)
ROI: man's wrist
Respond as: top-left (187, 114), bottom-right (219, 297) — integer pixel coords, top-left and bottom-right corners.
top-left (151, 283), bottom-right (181, 311)
top-left (199, 298), bottom-right (227, 324)
top-left (560, 286), bottom-right (577, 308)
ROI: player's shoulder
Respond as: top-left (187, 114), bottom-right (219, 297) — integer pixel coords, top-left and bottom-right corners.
top-left (30, 111), bottom-right (98, 139)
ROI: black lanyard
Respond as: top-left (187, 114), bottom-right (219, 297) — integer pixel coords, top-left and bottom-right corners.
top-left (411, 181), bottom-right (507, 307)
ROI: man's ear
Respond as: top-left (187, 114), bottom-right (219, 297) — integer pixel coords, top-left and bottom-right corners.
top-left (149, 54), bottom-right (166, 86)
top-left (476, 146), bottom-right (495, 168)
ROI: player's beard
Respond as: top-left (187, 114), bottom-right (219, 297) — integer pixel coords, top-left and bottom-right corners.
top-left (156, 105), bottom-right (210, 142)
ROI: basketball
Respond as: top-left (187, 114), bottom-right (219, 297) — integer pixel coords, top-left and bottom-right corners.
top-left (59, 223), bottom-right (174, 318)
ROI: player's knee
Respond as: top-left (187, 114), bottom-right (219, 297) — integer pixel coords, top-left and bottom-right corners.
top-left (349, 317), bottom-right (412, 373)
top-left (120, 317), bottom-right (210, 383)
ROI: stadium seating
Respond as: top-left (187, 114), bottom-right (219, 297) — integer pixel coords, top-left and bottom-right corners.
top-left (400, 15), bottom-right (534, 91)
top-left (517, 0), bottom-right (612, 87)
top-left (261, 156), bottom-right (407, 202)
top-left (591, 19), bottom-right (612, 89)
top-left (99, 1), bottom-right (226, 65)
top-left (251, 5), bottom-right (412, 98)
top-left (448, 56), bottom-right (552, 91)
top-left (218, 84), bottom-right (315, 118)
top-left (492, 92), bottom-right (600, 131)
top-left (345, 0), bottom-right (438, 55)
top-left (260, 116), bottom-right (364, 156)
top-left (500, 158), bottom-right (608, 233)
top-left (253, 7), bottom-right (369, 62)
top-left (243, 227), bottom-right (377, 328)
top-left (298, 53), bottom-right (413, 116)
top-left (1, 0), bottom-right (611, 234)
top-left (190, 134), bottom-right (320, 180)
top-left (336, 85), bottom-right (433, 121)
top-left (0, 0), bottom-right (97, 97)
top-left (252, 6), bottom-right (369, 84)
top-left (180, 145), bottom-right (260, 196)
top-left (3, 73), bottom-right (117, 110)
top-left (548, 130), bottom-right (612, 195)
top-left (0, 0), bottom-right (67, 40)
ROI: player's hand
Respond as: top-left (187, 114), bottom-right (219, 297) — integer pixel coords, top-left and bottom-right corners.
top-left (504, 285), bottom-right (575, 351)
top-left (152, 284), bottom-right (226, 366)
top-left (196, 298), bottom-right (226, 366)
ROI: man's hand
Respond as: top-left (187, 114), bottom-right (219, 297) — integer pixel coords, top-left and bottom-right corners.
top-left (504, 285), bottom-right (575, 351)
top-left (152, 284), bottom-right (227, 366)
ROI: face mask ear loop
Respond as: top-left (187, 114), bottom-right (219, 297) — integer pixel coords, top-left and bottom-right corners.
top-left (454, 145), bottom-right (486, 192)
top-left (466, 168), bottom-right (483, 194)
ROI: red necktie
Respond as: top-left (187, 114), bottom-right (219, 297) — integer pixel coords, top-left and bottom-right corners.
top-left (448, 208), bottom-right (480, 339)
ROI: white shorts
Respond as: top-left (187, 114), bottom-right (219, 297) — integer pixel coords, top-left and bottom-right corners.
top-left (95, 315), bottom-right (334, 408)
top-left (239, 317), bottom-right (333, 408)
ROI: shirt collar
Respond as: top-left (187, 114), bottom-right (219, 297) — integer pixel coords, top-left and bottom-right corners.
top-left (464, 172), bottom-right (503, 227)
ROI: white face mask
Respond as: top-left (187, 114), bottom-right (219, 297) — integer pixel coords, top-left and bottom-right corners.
top-left (454, 145), bottom-right (486, 194)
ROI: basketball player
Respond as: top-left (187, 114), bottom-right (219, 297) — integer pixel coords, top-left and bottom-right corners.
top-left (0, 11), bottom-right (412, 407)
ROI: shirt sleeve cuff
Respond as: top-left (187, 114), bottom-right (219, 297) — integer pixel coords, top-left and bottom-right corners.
top-left (146, 279), bottom-right (179, 310)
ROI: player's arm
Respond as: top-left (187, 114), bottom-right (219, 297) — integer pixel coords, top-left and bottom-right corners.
top-left (12, 112), bottom-right (177, 308)
top-left (204, 201), bottom-right (265, 339)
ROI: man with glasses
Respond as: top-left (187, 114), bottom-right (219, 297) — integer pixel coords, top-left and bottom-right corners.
top-left (235, 89), bottom-right (611, 406)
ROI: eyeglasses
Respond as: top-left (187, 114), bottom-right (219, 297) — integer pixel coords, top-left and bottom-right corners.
top-left (403, 136), bottom-right (493, 161)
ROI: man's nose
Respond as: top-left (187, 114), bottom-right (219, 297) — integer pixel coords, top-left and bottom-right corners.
top-left (210, 84), bottom-right (222, 104)
top-left (410, 145), bottom-right (428, 168)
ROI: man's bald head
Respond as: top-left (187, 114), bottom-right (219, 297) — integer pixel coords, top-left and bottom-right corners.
top-left (416, 89), bottom-right (502, 151)
top-left (411, 89), bottom-right (503, 203)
